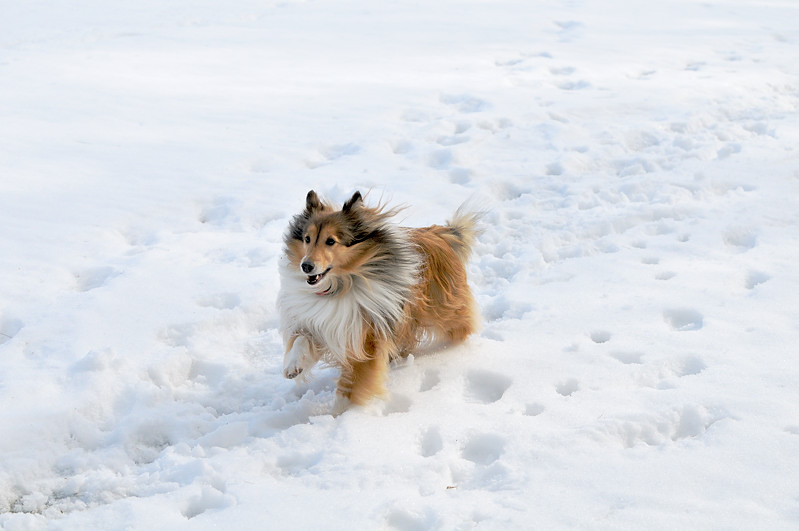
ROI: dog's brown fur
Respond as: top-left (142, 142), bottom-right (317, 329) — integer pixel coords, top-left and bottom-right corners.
top-left (279, 191), bottom-right (479, 406)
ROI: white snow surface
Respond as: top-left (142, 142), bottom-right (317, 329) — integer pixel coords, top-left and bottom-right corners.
top-left (2, 1), bottom-right (799, 529)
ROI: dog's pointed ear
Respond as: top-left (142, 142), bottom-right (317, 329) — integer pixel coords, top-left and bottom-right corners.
top-left (305, 190), bottom-right (323, 213)
top-left (342, 191), bottom-right (363, 213)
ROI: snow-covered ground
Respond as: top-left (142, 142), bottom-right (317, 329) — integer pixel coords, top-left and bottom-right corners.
top-left (2, 1), bottom-right (799, 528)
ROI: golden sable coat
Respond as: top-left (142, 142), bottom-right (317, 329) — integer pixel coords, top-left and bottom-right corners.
top-left (278, 190), bottom-right (479, 406)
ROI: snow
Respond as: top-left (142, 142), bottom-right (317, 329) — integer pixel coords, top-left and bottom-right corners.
top-left (2, 0), bottom-right (799, 528)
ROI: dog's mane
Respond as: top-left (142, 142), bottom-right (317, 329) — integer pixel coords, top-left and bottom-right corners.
top-left (278, 192), bottom-right (419, 363)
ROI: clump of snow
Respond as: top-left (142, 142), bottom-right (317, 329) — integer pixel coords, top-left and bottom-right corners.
top-left (2, 0), bottom-right (799, 528)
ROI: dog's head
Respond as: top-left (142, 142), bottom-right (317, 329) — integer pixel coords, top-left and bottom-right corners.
top-left (284, 190), bottom-right (377, 295)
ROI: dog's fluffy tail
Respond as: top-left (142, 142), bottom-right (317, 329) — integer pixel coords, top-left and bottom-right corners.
top-left (445, 205), bottom-right (482, 264)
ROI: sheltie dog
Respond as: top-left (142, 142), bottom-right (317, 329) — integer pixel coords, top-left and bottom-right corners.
top-left (278, 190), bottom-right (479, 407)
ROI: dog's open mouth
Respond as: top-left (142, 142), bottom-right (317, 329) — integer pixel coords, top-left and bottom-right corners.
top-left (306, 267), bottom-right (331, 286)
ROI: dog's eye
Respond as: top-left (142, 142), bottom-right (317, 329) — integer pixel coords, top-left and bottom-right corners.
top-left (304, 235), bottom-right (310, 244)
top-left (325, 238), bottom-right (336, 246)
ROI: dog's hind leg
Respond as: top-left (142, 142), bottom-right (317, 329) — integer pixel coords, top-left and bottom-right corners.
top-left (336, 333), bottom-right (392, 406)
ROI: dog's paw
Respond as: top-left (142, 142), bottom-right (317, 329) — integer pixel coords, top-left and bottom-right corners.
top-left (282, 335), bottom-right (317, 380)
top-left (283, 364), bottom-right (303, 379)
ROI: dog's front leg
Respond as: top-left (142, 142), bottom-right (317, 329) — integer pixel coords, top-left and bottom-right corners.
top-left (283, 333), bottom-right (321, 379)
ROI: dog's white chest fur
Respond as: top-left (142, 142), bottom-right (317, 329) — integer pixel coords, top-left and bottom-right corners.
top-left (277, 259), bottom-right (364, 365)
top-left (277, 254), bottom-right (414, 366)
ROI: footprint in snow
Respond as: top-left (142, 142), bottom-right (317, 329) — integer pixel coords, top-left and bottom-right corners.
top-left (663, 308), bottom-right (704, 331)
top-left (554, 20), bottom-right (583, 31)
top-left (545, 162), bottom-right (564, 176)
top-left (74, 266), bottom-right (120, 292)
top-left (549, 66), bottom-right (576, 76)
top-left (182, 485), bottom-right (236, 520)
top-left (385, 506), bottom-right (438, 531)
top-left (391, 139), bottom-right (413, 155)
top-left (198, 197), bottom-right (240, 226)
top-left (453, 120), bottom-right (471, 134)
top-left (437, 134), bottom-right (470, 146)
top-left (461, 433), bottom-right (505, 465)
top-left (464, 370), bottom-right (512, 404)
top-left (419, 369), bottom-right (440, 392)
top-left (745, 270), bottom-right (770, 290)
top-left (439, 93), bottom-right (490, 113)
top-left (276, 451), bottom-right (323, 477)
top-left (305, 142), bottom-right (360, 169)
top-left (556, 79), bottom-right (591, 91)
top-left (610, 351), bottom-right (644, 365)
top-left (590, 330), bottom-right (611, 344)
top-left (419, 426), bottom-right (443, 457)
top-left (0, 316), bottom-right (23, 345)
top-left (598, 405), bottom-right (719, 448)
top-left (524, 403), bottom-right (545, 417)
top-left (384, 393), bottom-right (412, 415)
top-left (428, 148), bottom-right (453, 170)
top-left (449, 168), bottom-right (472, 185)
top-left (676, 355), bottom-right (706, 377)
top-left (723, 226), bottom-right (757, 250)
top-left (556, 378), bottom-right (580, 397)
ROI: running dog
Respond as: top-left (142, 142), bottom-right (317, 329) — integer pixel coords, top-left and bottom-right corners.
top-left (278, 190), bottom-right (479, 406)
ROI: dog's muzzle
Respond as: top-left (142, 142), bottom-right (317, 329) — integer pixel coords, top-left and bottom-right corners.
top-left (304, 265), bottom-right (331, 286)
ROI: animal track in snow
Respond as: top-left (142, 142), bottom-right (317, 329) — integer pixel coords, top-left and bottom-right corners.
top-left (596, 405), bottom-right (719, 448)
top-left (320, 142), bottom-right (360, 161)
top-left (663, 308), bottom-right (704, 331)
top-left (556, 79), bottom-right (591, 91)
top-left (419, 369), bottom-right (440, 392)
top-left (676, 355), bottom-right (707, 377)
top-left (590, 330), bottom-right (611, 344)
top-left (717, 143), bottom-right (742, 159)
top-left (158, 323), bottom-right (195, 347)
top-left (556, 378), bottom-right (580, 397)
top-left (439, 93), bottom-right (490, 113)
top-left (610, 351), bottom-right (644, 365)
top-left (524, 403), bottom-right (545, 416)
top-left (0, 316), bottom-right (23, 345)
top-left (723, 226), bottom-right (757, 250)
top-left (182, 485), bottom-right (235, 519)
top-left (464, 370), bottom-right (512, 404)
top-left (391, 139), bottom-right (413, 154)
top-left (745, 270), bottom-right (770, 289)
top-left (198, 196), bottom-right (240, 226)
top-left (385, 506), bottom-right (437, 531)
top-left (461, 433), bottom-right (505, 465)
top-left (437, 134), bottom-right (470, 146)
top-left (449, 167), bottom-right (473, 185)
top-left (276, 451), bottom-right (323, 477)
top-left (453, 120), bottom-right (472, 134)
top-left (419, 426), bottom-right (443, 457)
top-left (384, 393), bottom-right (412, 415)
top-left (545, 162), bottom-right (564, 176)
top-left (428, 149), bottom-right (453, 170)
top-left (305, 143), bottom-right (360, 169)
top-left (74, 266), bottom-right (119, 292)
top-left (549, 66), bottom-right (576, 76)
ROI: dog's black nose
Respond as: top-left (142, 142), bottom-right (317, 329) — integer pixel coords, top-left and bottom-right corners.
top-left (301, 261), bottom-right (314, 274)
